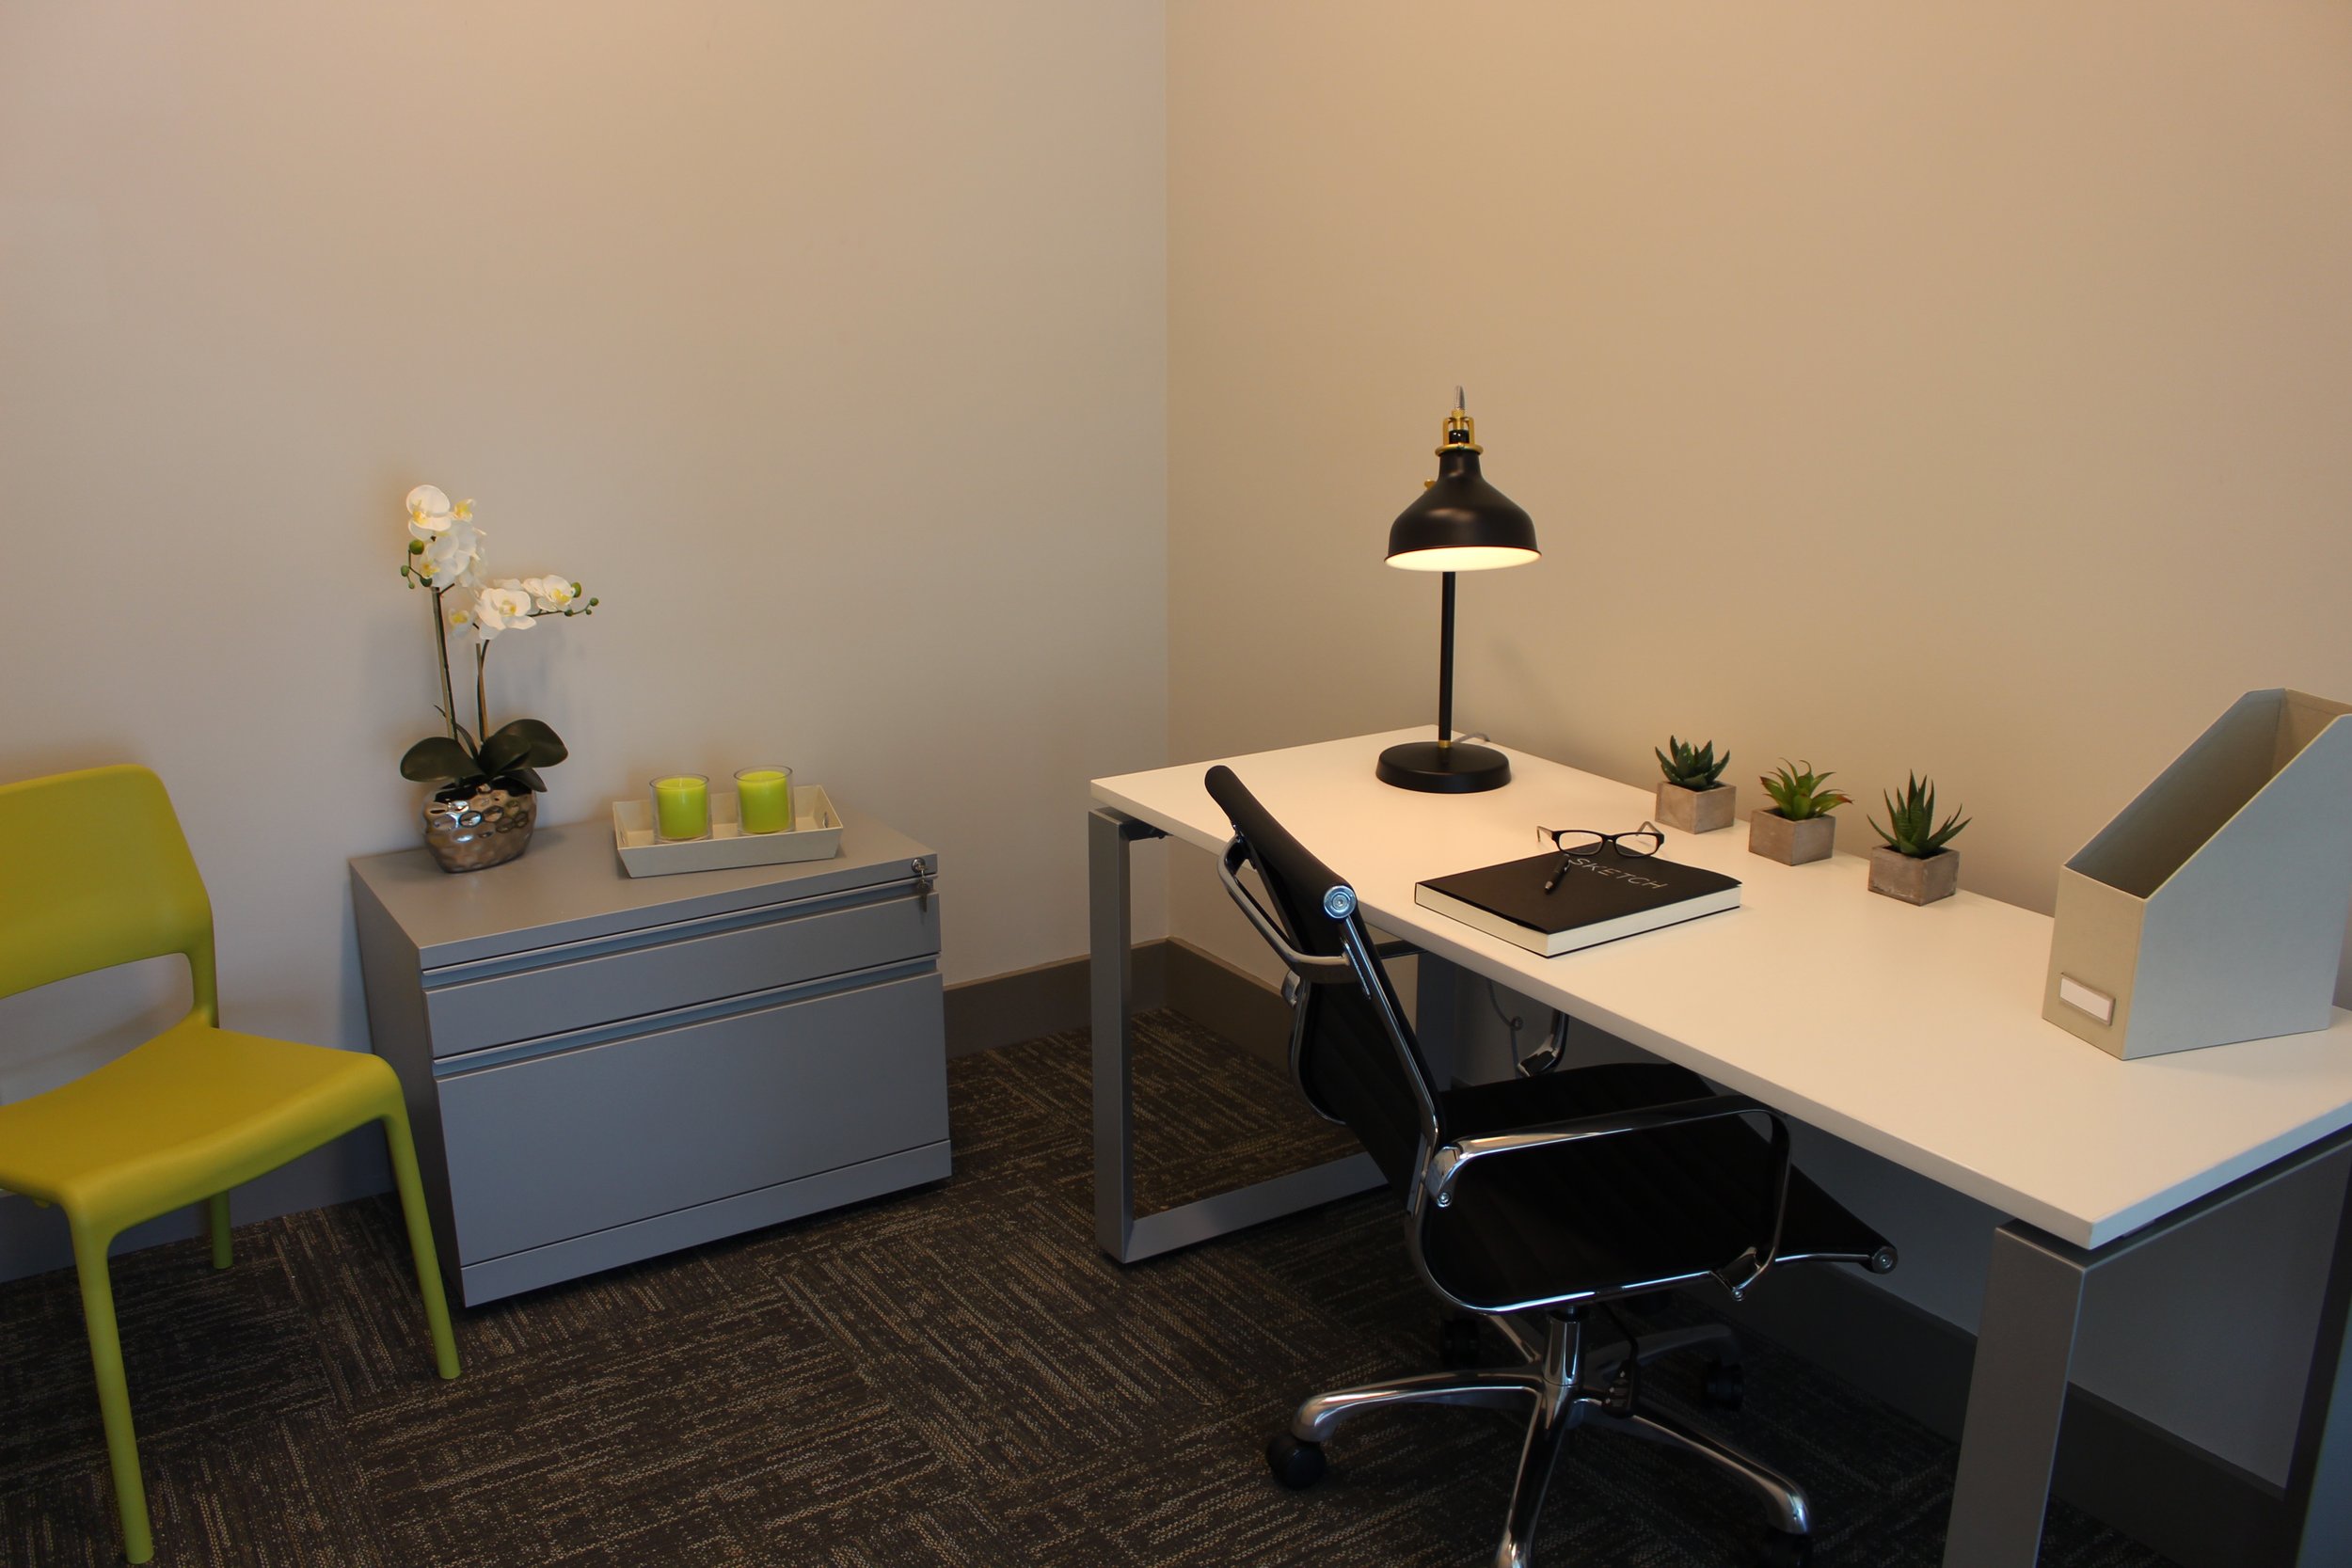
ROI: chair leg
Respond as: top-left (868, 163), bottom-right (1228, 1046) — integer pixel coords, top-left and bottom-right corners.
top-left (1293, 1368), bottom-right (1540, 1443)
top-left (1582, 1321), bottom-right (1740, 1382)
top-left (71, 1225), bottom-right (153, 1565)
top-left (205, 1193), bottom-right (232, 1271)
top-left (1627, 1323), bottom-right (1738, 1368)
top-left (380, 1111), bottom-right (461, 1381)
top-left (1586, 1404), bottom-right (1811, 1536)
top-left (1492, 1396), bottom-right (1577, 1568)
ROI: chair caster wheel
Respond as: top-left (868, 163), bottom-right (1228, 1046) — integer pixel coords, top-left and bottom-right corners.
top-left (1756, 1528), bottom-right (1812, 1567)
top-left (1703, 1357), bottom-right (1745, 1411)
top-left (1440, 1314), bottom-right (1485, 1368)
top-left (1265, 1433), bottom-right (1327, 1490)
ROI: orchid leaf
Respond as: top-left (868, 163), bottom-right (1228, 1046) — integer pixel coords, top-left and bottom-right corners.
top-left (479, 719), bottom-right (568, 778)
top-left (400, 736), bottom-right (482, 784)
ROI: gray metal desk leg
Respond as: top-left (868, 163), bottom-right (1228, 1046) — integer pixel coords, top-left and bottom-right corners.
top-left (1089, 806), bottom-right (1158, 1260)
top-left (2286, 1151), bottom-right (2352, 1566)
top-left (1413, 948), bottom-right (1462, 1087)
top-left (1942, 1226), bottom-right (2089, 1566)
top-left (1089, 805), bottom-right (1379, 1264)
top-left (1942, 1132), bottom-right (2352, 1567)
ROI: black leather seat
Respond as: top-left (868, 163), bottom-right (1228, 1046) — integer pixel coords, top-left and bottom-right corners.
top-left (1206, 764), bottom-right (1895, 1568)
top-left (1427, 1066), bottom-right (1891, 1314)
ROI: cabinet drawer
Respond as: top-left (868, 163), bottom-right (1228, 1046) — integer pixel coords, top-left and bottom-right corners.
top-left (423, 886), bottom-right (937, 1057)
top-left (435, 971), bottom-right (947, 1264)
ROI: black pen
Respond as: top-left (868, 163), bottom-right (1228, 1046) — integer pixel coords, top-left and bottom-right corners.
top-left (1541, 854), bottom-right (1573, 895)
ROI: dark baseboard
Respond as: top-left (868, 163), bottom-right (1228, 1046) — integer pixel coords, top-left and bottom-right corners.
top-left (1159, 939), bottom-right (1292, 1073)
top-left (943, 947), bottom-right (1161, 1057)
top-left (940, 938), bottom-right (1286, 1065)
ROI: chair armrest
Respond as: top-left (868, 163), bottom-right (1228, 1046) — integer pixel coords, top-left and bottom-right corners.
top-left (1421, 1093), bottom-right (1796, 1301)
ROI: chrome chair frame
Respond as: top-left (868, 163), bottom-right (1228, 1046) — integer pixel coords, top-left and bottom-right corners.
top-left (1217, 832), bottom-right (1882, 1567)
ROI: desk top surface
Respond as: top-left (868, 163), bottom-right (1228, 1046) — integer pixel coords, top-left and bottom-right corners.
top-left (1095, 729), bottom-right (2352, 1249)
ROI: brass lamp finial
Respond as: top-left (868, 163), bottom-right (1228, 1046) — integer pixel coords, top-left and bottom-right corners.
top-left (1440, 385), bottom-right (1481, 452)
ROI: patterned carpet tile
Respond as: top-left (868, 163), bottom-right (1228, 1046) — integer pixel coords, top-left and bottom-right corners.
top-left (772, 1219), bottom-right (1339, 1505)
top-left (964, 1018), bottom-right (1360, 1218)
top-left (0, 1009), bottom-right (2178, 1567)
top-left (763, 1494), bottom-right (1014, 1568)
top-left (344, 1283), bottom-right (928, 1567)
top-left (0, 1232), bottom-right (331, 1484)
top-left (0, 1406), bottom-right (389, 1568)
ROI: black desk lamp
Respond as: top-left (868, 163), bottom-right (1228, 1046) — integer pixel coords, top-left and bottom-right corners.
top-left (1376, 391), bottom-right (1540, 793)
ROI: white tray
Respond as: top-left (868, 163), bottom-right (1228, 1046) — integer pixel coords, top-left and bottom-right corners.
top-left (612, 784), bottom-right (844, 878)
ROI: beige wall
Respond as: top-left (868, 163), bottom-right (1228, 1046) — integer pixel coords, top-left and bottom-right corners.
top-left (1168, 1), bottom-right (2352, 1482)
top-left (1168, 0), bottom-right (2352, 974)
top-left (0, 6), bottom-right (1168, 1101)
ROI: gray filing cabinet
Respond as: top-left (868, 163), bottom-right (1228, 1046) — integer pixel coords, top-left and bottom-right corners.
top-left (350, 813), bottom-right (949, 1306)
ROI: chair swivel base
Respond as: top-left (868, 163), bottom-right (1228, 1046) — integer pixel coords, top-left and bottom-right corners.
top-left (1266, 1310), bottom-right (1811, 1568)
top-left (1376, 739), bottom-right (1512, 794)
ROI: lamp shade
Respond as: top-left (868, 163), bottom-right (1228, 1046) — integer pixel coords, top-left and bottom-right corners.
top-left (1386, 443), bottom-right (1539, 572)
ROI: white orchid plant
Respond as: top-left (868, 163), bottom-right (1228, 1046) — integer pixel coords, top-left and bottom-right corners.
top-left (396, 484), bottom-right (598, 797)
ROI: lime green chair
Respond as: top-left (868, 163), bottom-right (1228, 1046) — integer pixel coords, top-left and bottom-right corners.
top-left (0, 765), bottom-right (460, 1563)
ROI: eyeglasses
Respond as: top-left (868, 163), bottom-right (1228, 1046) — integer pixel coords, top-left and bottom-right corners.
top-left (1537, 822), bottom-right (1663, 859)
top-left (1537, 821), bottom-right (1664, 894)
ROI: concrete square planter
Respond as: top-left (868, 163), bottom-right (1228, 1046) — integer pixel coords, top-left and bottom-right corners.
top-left (1656, 782), bottom-right (1736, 834)
top-left (1868, 846), bottom-right (1960, 905)
top-left (1749, 809), bottom-right (1836, 865)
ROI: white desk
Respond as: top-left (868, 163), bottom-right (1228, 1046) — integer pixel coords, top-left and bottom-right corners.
top-left (1088, 729), bottom-right (2352, 1568)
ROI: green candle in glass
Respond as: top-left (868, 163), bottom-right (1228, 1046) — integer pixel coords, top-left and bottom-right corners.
top-left (735, 767), bottom-right (794, 835)
top-left (650, 774), bottom-right (709, 842)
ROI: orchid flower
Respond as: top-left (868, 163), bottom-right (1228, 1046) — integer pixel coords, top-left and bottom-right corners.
top-left (472, 582), bottom-right (538, 639)
top-left (520, 575), bottom-right (580, 613)
top-left (406, 487), bottom-right (475, 540)
top-left (396, 485), bottom-right (599, 800)
top-left (406, 484), bottom-right (452, 538)
top-left (420, 521), bottom-right (486, 587)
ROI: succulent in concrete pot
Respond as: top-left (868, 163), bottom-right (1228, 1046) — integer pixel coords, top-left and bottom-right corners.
top-left (1867, 773), bottom-right (1969, 905)
top-left (1654, 736), bottom-right (1735, 833)
top-left (1749, 760), bottom-right (1849, 865)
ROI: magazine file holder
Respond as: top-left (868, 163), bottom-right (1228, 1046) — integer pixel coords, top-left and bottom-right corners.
top-left (2045, 689), bottom-right (2352, 1059)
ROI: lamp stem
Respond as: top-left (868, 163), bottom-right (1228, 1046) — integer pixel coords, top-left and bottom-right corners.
top-left (1437, 570), bottom-right (1456, 749)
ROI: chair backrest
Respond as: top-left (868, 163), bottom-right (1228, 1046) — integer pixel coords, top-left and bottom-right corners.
top-left (0, 766), bottom-right (216, 1021)
top-left (1204, 766), bottom-right (1443, 1193)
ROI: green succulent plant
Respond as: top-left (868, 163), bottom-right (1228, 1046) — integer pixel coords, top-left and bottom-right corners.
top-left (1655, 736), bottom-right (1730, 791)
top-left (1759, 760), bottom-right (1849, 821)
top-left (1871, 773), bottom-right (1970, 858)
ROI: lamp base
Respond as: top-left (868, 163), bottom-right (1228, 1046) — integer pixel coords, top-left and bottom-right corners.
top-left (1376, 739), bottom-right (1512, 794)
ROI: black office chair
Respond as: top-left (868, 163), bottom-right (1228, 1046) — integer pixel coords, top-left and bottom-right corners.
top-left (1206, 766), bottom-right (1896, 1568)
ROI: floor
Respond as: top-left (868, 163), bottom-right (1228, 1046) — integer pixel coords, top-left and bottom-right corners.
top-left (0, 1011), bottom-right (2174, 1566)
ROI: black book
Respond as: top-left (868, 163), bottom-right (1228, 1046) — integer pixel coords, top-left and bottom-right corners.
top-left (1415, 847), bottom-right (1741, 957)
